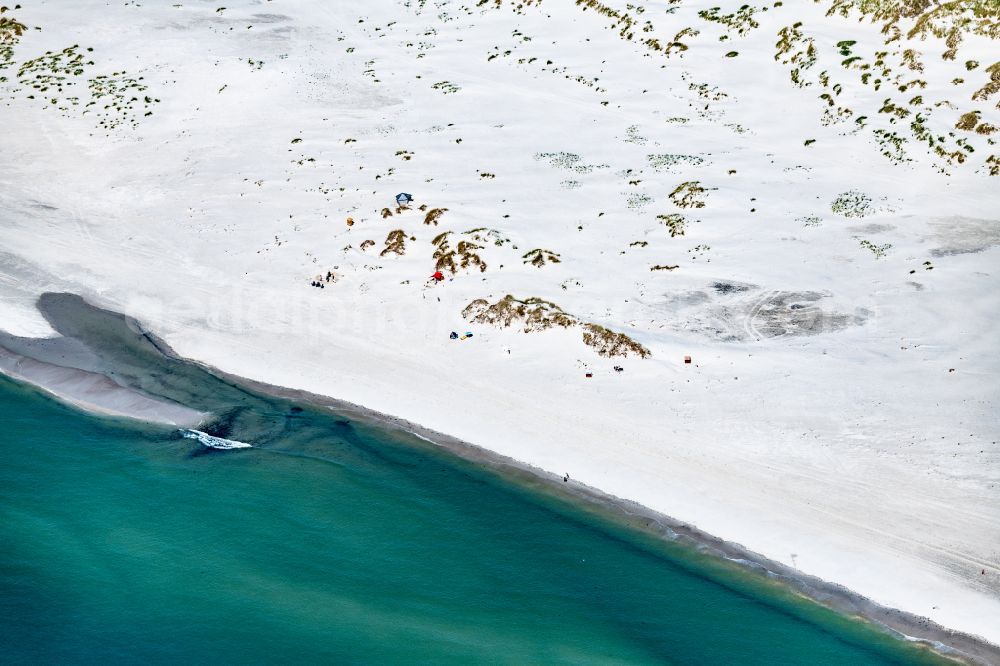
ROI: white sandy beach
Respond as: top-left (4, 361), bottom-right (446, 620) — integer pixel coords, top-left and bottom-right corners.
top-left (1, 0), bottom-right (998, 650)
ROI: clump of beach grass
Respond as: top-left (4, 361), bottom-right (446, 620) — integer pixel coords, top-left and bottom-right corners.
top-left (0, 13), bottom-right (27, 76)
top-left (463, 295), bottom-right (576, 332)
top-left (432, 232), bottom-right (486, 274)
top-left (463, 295), bottom-right (651, 358)
top-left (381, 230), bottom-right (407, 256)
top-left (523, 248), bottom-right (561, 266)
top-left (582, 323), bottom-right (650, 358)
top-left (424, 208), bottom-right (447, 225)
top-left (657, 213), bottom-right (688, 236)
top-left (669, 181), bottom-right (708, 209)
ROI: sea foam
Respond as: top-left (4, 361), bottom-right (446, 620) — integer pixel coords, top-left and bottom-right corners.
top-left (181, 429), bottom-right (252, 450)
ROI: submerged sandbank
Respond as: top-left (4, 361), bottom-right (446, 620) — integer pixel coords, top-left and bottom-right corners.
top-left (1, 292), bottom-right (997, 666)
top-left (0, 341), bottom-right (206, 428)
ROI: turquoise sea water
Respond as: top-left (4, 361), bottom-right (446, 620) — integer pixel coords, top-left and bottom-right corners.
top-left (0, 375), bottom-right (952, 665)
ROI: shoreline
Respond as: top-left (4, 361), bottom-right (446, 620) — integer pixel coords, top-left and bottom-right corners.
top-left (207, 368), bottom-right (1000, 666)
top-left (1, 293), bottom-right (997, 665)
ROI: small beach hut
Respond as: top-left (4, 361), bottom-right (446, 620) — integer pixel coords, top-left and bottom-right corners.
top-left (396, 192), bottom-right (414, 206)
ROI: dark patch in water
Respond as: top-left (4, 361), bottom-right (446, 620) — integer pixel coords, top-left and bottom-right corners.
top-left (187, 445), bottom-right (224, 459)
top-left (202, 409), bottom-right (244, 439)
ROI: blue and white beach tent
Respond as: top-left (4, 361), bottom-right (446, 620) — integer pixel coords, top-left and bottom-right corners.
top-left (396, 192), bottom-right (414, 205)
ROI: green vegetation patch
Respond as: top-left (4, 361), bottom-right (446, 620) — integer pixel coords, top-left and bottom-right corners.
top-left (831, 190), bottom-right (874, 218)
top-left (647, 153), bottom-right (705, 171)
top-left (859, 239), bottom-right (892, 258)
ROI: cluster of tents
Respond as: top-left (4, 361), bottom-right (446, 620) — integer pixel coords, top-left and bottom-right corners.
top-left (450, 331), bottom-right (474, 340)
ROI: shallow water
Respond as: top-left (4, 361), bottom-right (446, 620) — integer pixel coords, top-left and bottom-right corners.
top-left (0, 370), bottom-right (952, 665)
